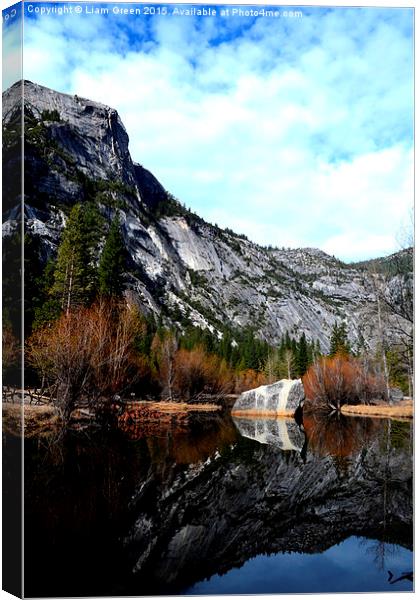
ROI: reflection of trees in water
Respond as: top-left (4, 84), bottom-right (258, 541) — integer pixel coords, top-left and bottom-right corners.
top-left (138, 418), bottom-right (238, 484)
top-left (359, 537), bottom-right (401, 572)
top-left (19, 410), bottom-right (413, 597)
top-left (376, 419), bottom-right (412, 562)
top-left (303, 412), bottom-right (381, 458)
top-left (23, 429), bottom-right (154, 597)
top-left (118, 410), bottom-right (238, 468)
top-left (303, 413), bottom-right (413, 542)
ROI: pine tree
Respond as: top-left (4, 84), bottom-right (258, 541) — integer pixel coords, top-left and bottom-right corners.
top-left (98, 217), bottom-right (126, 297)
top-left (219, 328), bottom-right (234, 365)
top-left (329, 321), bottom-right (351, 356)
top-left (51, 203), bottom-right (101, 313)
top-left (296, 332), bottom-right (309, 376)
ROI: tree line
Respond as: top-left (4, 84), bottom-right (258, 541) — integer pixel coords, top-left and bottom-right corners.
top-left (2, 201), bottom-right (413, 420)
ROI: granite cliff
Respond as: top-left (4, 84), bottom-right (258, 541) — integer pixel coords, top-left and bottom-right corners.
top-left (2, 80), bottom-right (412, 351)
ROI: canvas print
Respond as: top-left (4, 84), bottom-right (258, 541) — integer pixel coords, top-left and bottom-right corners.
top-left (2, 1), bottom-right (414, 597)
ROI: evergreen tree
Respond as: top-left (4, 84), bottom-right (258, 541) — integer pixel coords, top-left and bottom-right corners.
top-left (219, 328), bottom-right (234, 365)
top-left (2, 233), bottom-right (22, 337)
top-left (329, 321), bottom-right (351, 356)
top-left (314, 339), bottom-right (322, 359)
top-left (98, 217), bottom-right (126, 297)
top-left (51, 203), bottom-right (101, 312)
top-left (296, 332), bottom-right (309, 376)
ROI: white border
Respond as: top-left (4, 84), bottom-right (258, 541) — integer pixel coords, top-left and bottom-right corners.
top-left (0, 2), bottom-right (416, 600)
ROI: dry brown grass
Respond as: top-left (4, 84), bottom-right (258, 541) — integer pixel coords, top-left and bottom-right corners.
top-left (2, 403), bottom-right (60, 437)
top-left (124, 400), bottom-right (222, 413)
top-left (341, 400), bottom-right (413, 419)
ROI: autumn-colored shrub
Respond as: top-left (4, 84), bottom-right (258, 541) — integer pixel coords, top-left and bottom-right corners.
top-left (234, 368), bottom-right (268, 394)
top-left (2, 325), bottom-right (20, 385)
top-left (173, 346), bottom-right (231, 400)
top-left (302, 354), bottom-right (386, 412)
top-left (26, 299), bottom-right (145, 419)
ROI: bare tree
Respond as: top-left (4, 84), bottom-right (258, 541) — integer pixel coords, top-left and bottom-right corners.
top-left (284, 349), bottom-right (295, 379)
top-left (151, 331), bottom-right (178, 401)
top-left (367, 248), bottom-right (413, 399)
top-left (26, 299), bottom-right (144, 421)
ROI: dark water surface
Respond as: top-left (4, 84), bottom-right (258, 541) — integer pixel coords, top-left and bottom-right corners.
top-left (9, 409), bottom-right (413, 596)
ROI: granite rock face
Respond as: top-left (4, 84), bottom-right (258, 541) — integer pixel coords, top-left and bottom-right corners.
top-left (2, 81), bottom-right (413, 351)
top-left (232, 379), bottom-right (305, 415)
top-left (389, 387), bottom-right (405, 403)
top-left (3, 80), bottom-right (135, 185)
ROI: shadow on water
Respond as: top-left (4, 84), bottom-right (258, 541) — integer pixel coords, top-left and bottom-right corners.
top-left (8, 406), bottom-right (412, 596)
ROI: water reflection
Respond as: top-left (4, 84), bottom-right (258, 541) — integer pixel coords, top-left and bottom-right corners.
top-left (15, 410), bottom-right (413, 596)
top-left (232, 416), bottom-right (305, 452)
top-left (303, 412), bottom-right (381, 457)
top-left (119, 410), bottom-right (238, 465)
top-left (187, 536), bottom-right (413, 594)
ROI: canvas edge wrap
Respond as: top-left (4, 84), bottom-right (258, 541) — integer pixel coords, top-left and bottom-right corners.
top-left (2, 2), bottom-right (24, 598)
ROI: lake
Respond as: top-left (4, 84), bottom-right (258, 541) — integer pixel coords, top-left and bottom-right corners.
top-left (6, 409), bottom-right (413, 596)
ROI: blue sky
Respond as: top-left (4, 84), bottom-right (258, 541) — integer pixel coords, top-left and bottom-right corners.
top-left (6, 2), bottom-right (414, 261)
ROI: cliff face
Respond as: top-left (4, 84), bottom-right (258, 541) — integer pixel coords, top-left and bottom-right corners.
top-left (2, 80), bottom-right (412, 350)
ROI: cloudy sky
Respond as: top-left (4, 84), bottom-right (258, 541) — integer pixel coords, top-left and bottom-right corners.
top-left (6, 2), bottom-right (414, 261)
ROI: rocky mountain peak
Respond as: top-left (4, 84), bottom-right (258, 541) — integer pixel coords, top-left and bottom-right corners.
top-left (2, 82), bottom-right (412, 352)
top-left (4, 80), bottom-right (135, 187)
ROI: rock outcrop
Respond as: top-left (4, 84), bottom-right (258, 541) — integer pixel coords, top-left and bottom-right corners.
top-left (232, 379), bottom-right (305, 416)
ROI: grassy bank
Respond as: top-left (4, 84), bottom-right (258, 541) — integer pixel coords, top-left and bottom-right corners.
top-left (341, 399), bottom-right (413, 419)
top-left (122, 400), bottom-right (222, 413)
top-left (3, 403), bottom-right (60, 437)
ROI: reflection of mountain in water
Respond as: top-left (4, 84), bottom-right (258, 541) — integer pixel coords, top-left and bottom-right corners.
top-left (123, 417), bottom-right (412, 594)
top-left (20, 416), bottom-right (413, 597)
top-left (233, 416), bottom-right (305, 452)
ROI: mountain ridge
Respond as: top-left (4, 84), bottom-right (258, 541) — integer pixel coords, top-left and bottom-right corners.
top-left (2, 80), bottom-right (412, 352)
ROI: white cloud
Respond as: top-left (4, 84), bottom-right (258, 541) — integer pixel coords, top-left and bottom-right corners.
top-left (21, 6), bottom-right (414, 261)
top-left (2, 17), bottom-right (22, 90)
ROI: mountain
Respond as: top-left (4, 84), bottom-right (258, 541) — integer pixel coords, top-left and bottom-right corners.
top-left (2, 81), bottom-right (412, 352)
top-left (352, 248), bottom-right (413, 277)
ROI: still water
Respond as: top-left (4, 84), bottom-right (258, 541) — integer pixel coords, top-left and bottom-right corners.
top-left (9, 409), bottom-right (413, 596)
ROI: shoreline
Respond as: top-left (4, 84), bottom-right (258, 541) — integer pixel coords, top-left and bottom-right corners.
top-left (123, 400), bottom-right (222, 412)
top-left (340, 400), bottom-right (413, 420)
top-left (2, 399), bottom-right (223, 437)
top-left (231, 409), bottom-right (295, 418)
top-left (3, 397), bottom-right (413, 439)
